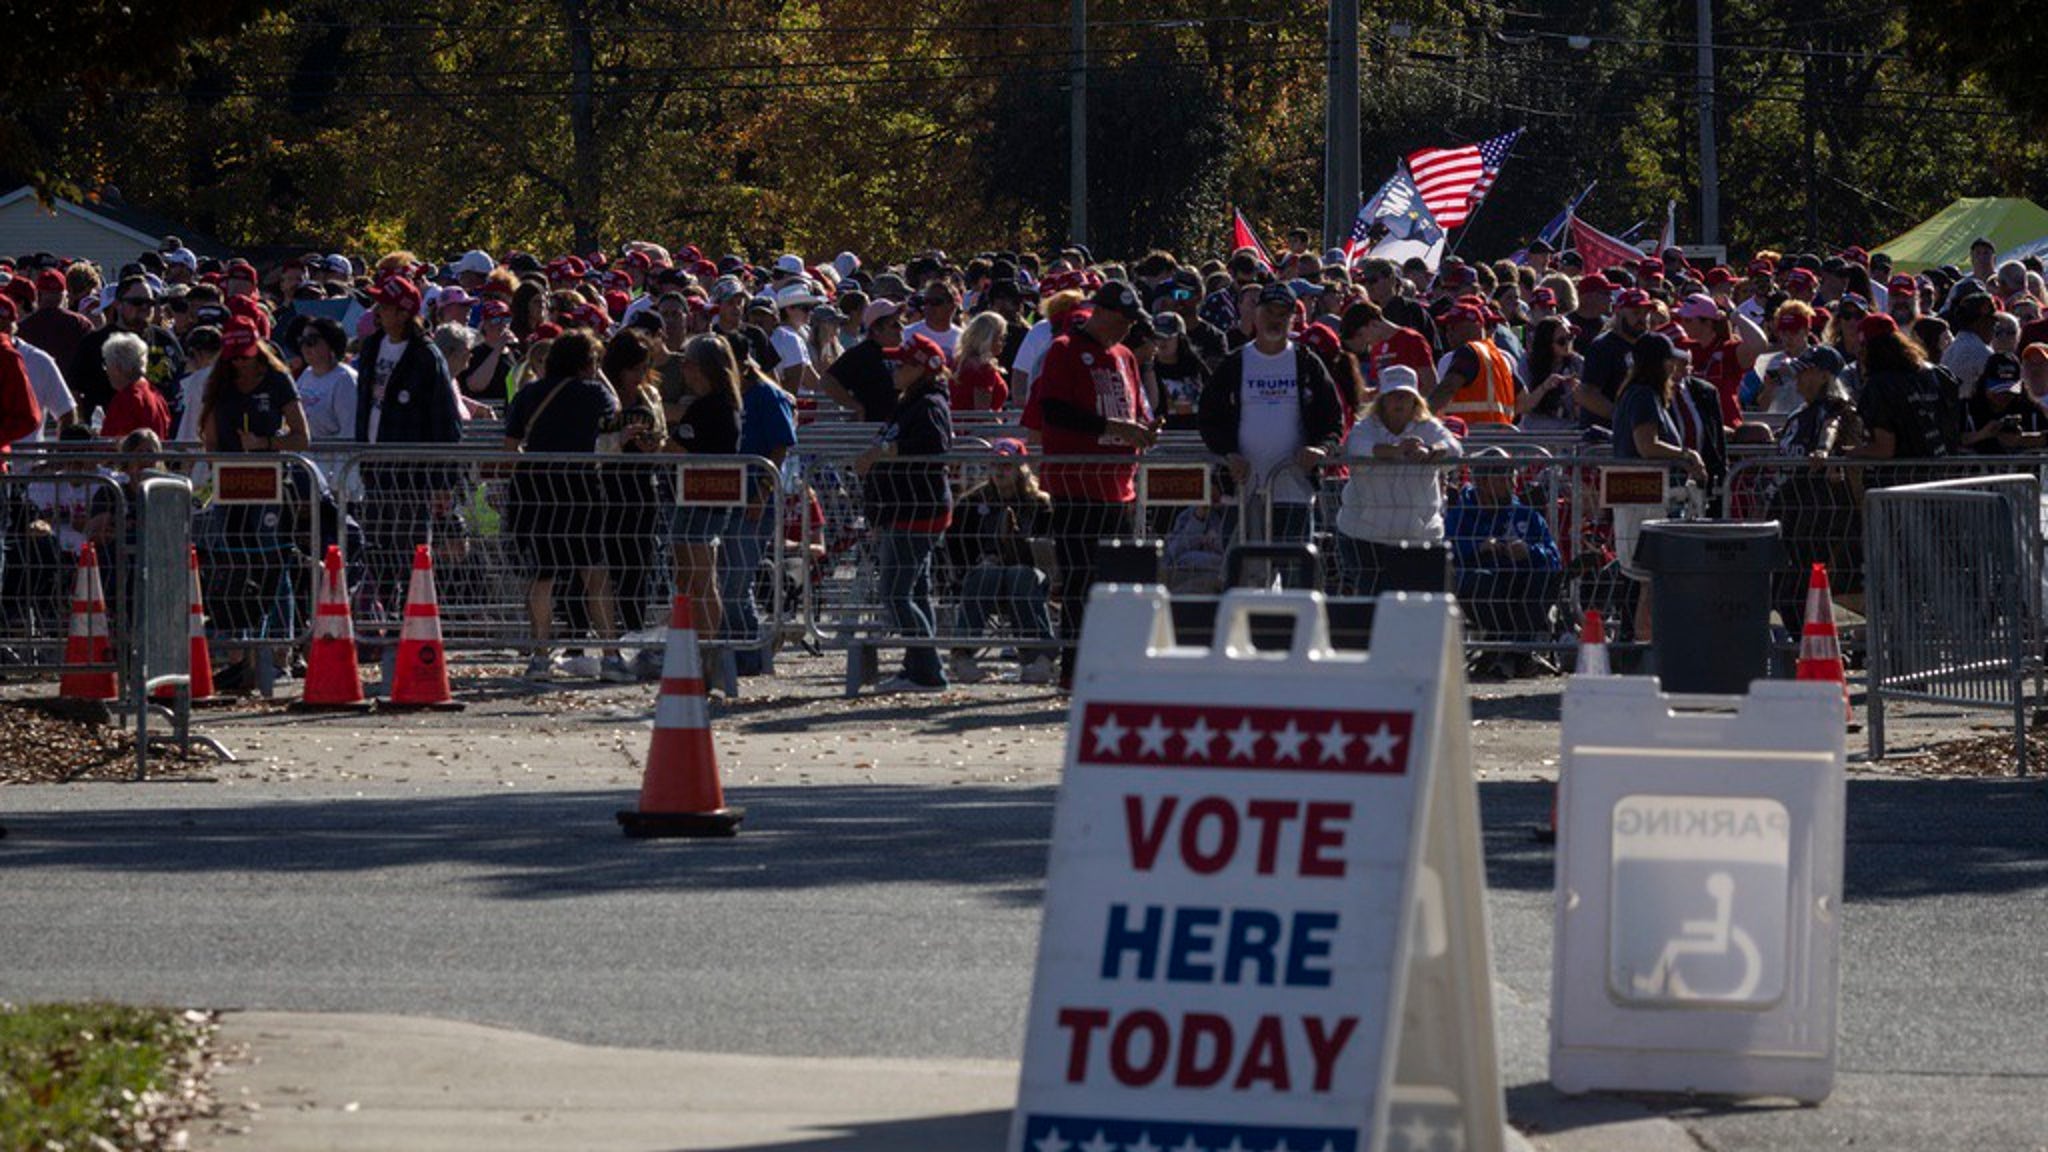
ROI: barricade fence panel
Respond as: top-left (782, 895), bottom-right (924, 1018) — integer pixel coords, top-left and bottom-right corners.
top-left (1723, 455), bottom-right (2048, 644)
top-left (13, 439), bottom-right (2048, 693)
top-left (1863, 474), bottom-right (2042, 774)
top-left (2, 449), bottom-right (320, 674)
top-left (332, 450), bottom-right (785, 660)
top-left (0, 468), bottom-right (126, 676)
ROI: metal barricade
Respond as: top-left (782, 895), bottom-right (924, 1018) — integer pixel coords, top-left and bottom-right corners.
top-left (1864, 474), bottom-right (2043, 774)
top-left (331, 449), bottom-right (785, 666)
top-left (0, 465), bottom-right (126, 675)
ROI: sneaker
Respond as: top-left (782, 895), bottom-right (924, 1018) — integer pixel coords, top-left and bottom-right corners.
top-left (599, 655), bottom-right (638, 684)
top-left (522, 654), bottom-right (557, 682)
top-left (560, 653), bottom-right (601, 678)
top-left (1017, 655), bottom-right (1056, 685)
top-left (950, 654), bottom-right (988, 684)
top-left (632, 649), bottom-right (664, 681)
top-left (875, 675), bottom-right (946, 694)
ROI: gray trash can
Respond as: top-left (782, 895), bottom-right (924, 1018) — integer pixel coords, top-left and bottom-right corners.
top-left (1634, 520), bottom-right (1788, 694)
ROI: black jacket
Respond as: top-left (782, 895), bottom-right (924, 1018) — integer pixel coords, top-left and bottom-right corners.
top-left (1196, 343), bottom-right (1347, 459)
top-left (867, 383), bottom-right (954, 527)
top-left (353, 330), bottom-right (462, 445)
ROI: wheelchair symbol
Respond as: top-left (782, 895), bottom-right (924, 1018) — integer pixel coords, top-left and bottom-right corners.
top-left (1631, 871), bottom-right (1763, 1001)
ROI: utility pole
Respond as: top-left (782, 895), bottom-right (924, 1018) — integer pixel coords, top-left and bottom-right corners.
top-left (1069, 0), bottom-right (1087, 249)
top-left (1695, 0), bottom-right (1719, 246)
top-left (1324, 0), bottom-right (1361, 249)
top-left (1803, 43), bottom-right (1820, 247)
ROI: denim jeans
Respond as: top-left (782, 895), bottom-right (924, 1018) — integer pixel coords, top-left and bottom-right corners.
top-left (877, 529), bottom-right (945, 685)
top-left (717, 507), bottom-right (772, 661)
top-left (955, 563), bottom-right (1055, 642)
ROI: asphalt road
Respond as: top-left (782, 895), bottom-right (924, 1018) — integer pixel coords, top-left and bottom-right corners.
top-left (4, 771), bottom-right (2046, 1149)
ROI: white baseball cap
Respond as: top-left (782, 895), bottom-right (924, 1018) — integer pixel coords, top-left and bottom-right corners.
top-left (1378, 365), bottom-right (1421, 398)
top-left (453, 249), bottom-right (495, 277)
top-left (773, 254), bottom-right (806, 277)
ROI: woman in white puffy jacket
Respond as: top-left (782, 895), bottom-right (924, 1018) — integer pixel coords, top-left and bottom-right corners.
top-left (1335, 365), bottom-right (1461, 594)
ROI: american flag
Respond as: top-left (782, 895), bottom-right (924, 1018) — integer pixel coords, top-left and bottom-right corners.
top-left (1405, 129), bottom-right (1522, 229)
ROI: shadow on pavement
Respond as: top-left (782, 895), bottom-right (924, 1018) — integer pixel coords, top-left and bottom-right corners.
top-left (668, 1109), bottom-right (1009, 1151)
top-left (5, 776), bottom-right (2043, 903)
top-left (0, 784), bottom-right (1057, 906)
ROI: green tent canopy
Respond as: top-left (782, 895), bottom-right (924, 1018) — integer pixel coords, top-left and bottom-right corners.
top-left (1875, 197), bottom-right (2048, 273)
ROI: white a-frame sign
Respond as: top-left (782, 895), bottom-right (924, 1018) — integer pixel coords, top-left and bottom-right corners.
top-left (1013, 588), bottom-right (1507, 1152)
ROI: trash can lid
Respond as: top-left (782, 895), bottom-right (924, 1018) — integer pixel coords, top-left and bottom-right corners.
top-left (1635, 519), bottom-right (1788, 572)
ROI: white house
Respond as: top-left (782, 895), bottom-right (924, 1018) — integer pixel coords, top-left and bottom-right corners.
top-left (0, 186), bottom-right (213, 276)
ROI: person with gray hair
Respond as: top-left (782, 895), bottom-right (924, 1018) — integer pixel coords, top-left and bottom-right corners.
top-left (99, 330), bottom-right (171, 439)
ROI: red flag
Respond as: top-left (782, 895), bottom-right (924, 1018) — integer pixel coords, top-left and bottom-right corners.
top-left (1232, 208), bottom-right (1275, 272)
top-left (1568, 213), bottom-right (1644, 276)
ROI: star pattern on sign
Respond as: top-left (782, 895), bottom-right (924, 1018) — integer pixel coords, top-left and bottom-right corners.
top-left (1227, 716), bottom-right (1264, 760)
top-left (1135, 714), bottom-right (1174, 759)
top-left (1080, 1131), bottom-right (1118, 1152)
top-left (1169, 1137), bottom-right (1206, 1152)
top-left (1220, 1139), bottom-right (1252, 1152)
top-left (1092, 713), bottom-right (1128, 757)
top-left (1035, 1128), bottom-right (1073, 1152)
top-left (1125, 1135), bottom-right (1162, 1152)
top-left (1316, 720), bottom-right (1354, 763)
top-left (1363, 722), bottom-right (1403, 765)
top-left (1078, 702), bottom-right (1412, 772)
top-left (1271, 720), bottom-right (1309, 762)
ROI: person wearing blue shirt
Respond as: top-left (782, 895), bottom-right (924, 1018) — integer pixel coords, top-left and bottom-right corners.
top-left (1446, 448), bottom-right (1562, 677)
top-left (722, 362), bottom-right (800, 676)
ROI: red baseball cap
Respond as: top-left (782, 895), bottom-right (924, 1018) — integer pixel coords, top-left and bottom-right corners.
top-left (1529, 287), bottom-right (1558, 308)
top-left (1704, 267), bottom-right (1734, 286)
top-left (1301, 322), bottom-right (1341, 360)
top-left (1887, 274), bottom-right (1918, 294)
top-left (225, 259), bottom-right (258, 280)
top-left (371, 276), bottom-right (422, 312)
top-left (1747, 259), bottom-right (1776, 276)
top-left (883, 333), bottom-right (948, 373)
top-left (220, 317), bottom-right (262, 360)
top-left (1774, 308), bottom-right (1811, 331)
top-left (479, 298), bottom-right (513, 322)
top-left (34, 268), bottom-right (65, 294)
top-left (0, 294), bottom-right (17, 324)
top-left (1785, 269), bottom-right (1818, 289)
top-left (1614, 288), bottom-right (1654, 310)
top-left (1858, 313), bottom-right (1899, 342)
top-left (1839, 246), bottom-right (1870, 266)
top-left (1578, 273), bottom-right (1615, 294)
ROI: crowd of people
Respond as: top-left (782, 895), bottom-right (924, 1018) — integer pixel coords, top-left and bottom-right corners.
top-left (1, 225), bottom-right (2041, 692)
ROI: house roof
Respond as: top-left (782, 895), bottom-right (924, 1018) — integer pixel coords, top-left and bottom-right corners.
top-left (0, 185), bottom-right (223, 258)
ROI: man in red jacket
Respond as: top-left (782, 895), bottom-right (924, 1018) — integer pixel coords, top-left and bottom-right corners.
top-left (1022, 280), bottom-right (1158, 687)
top-left (0, 294), bottom-right (44, 448)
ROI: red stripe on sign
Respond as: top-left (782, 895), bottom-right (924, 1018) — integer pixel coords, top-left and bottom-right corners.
top-left (1078, 703), bottom-right (1412, 773)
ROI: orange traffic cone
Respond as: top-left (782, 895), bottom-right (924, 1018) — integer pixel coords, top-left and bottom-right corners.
top-left (58, 542), bottom-right (118, 700)
top-left (618, 596), bottom-right (744, 838)
top-left (154, 546), bottom-right (218, 705)
top-left (1796, 562), bottom-right (1851, 722)
top-left (1538, 611), bottom-right (1612, 844)
top-left (292, 545), bottom-right (372, 712)
top-left (386, 544), bottom-right (464, 711)
top-left (1574, 609), bottom-right (1609, 677)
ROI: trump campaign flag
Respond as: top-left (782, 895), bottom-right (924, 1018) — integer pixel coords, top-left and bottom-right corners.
top-left (1405, 129), bottom-right (1521, 229)
top-left (1231, 208), bottom-right (1276, 272)
top-left (1567, 212), bottom-right (1646, 275)
top-left (1353, 166), bottom-right (1449, 272)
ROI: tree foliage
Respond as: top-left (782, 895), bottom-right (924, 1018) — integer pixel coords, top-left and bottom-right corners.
top-left (9, 0), bottom-right (2048, 261)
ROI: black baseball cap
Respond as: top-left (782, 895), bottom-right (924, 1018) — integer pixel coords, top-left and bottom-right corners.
top-left (1090, 280), bottom-right (1144, 318)
top-left (1256, 283), bottom-right (1297, 308)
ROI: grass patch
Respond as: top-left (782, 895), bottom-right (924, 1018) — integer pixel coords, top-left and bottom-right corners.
top-left (0, 1002), bottom-right (218, 1151)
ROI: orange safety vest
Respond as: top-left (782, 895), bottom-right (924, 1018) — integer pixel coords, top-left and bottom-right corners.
top-left (1444, 339), bottom-right (1516, 426)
